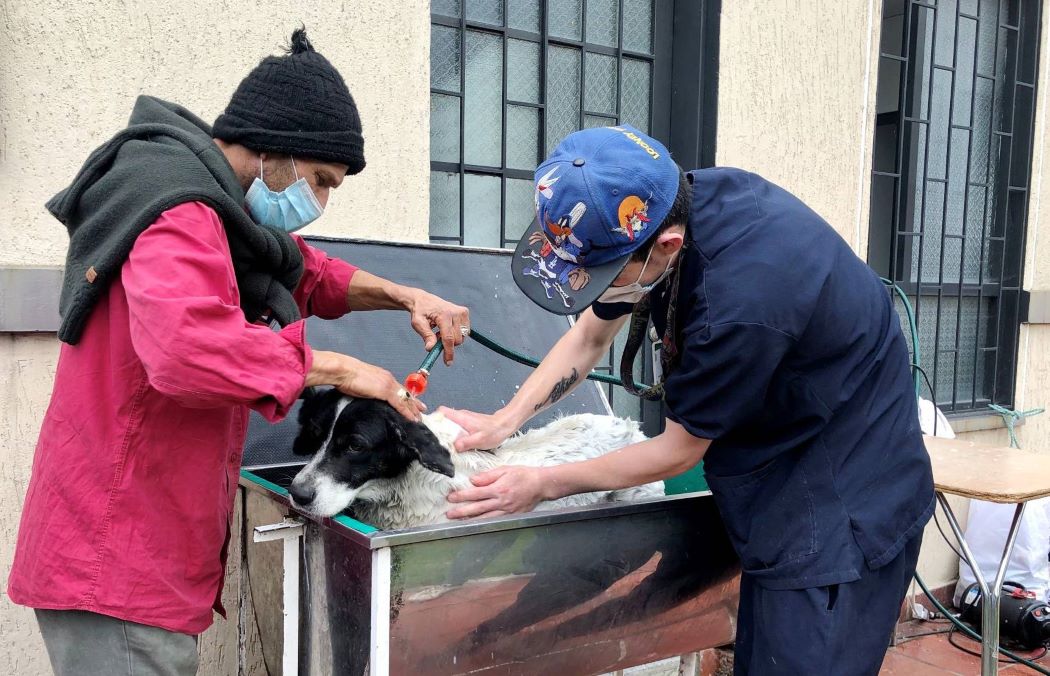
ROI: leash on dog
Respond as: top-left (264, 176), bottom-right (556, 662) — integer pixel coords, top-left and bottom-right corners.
top-left (401, 326), bottom-right (650, 399)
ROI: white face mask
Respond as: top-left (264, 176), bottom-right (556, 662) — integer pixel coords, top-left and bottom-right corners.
top-left (597, 245), bottom-right (674, 305)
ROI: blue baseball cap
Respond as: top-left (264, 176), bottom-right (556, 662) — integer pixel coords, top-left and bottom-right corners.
top-left (511, 124), bottom-right (680, 314)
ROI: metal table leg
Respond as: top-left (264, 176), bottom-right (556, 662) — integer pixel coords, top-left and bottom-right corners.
top-left (936, 493), bottom-right (1027, 676)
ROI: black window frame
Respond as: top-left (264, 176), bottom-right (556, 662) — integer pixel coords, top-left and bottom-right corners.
top-left (429, 0), bottom-right (674, 249)
top-left (869, 0), bottom-right (1041, 415)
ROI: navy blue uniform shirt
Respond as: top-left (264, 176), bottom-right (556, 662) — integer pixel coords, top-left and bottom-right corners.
top-left (594, 168), bottom-right (935, 589)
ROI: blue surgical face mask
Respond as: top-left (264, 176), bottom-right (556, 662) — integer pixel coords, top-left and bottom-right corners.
top-left (244, 157), bottom-right (324, 232)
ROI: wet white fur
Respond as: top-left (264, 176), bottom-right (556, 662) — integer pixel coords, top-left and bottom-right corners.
top-left (297, 408), bottom-right (664, 530)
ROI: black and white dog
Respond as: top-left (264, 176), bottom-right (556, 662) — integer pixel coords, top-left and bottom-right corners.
top-left (288, 388), bottom-right (664, 530)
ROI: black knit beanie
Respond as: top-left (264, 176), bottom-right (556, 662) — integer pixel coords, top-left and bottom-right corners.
top-left (214, 27), bottom-right (365, 175)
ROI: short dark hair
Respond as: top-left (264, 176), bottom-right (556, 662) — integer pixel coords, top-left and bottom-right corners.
top-left (629, 168), bottom-right (691, 262)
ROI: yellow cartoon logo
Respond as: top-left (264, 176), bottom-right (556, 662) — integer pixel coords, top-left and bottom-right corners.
top-left (616, 195), bottom-right (651, 241)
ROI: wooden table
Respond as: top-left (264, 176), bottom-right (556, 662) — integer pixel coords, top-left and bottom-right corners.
top-left (924, 435), bottom-right (1050, 675)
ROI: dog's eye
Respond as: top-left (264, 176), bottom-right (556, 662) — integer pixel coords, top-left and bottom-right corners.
top-left (334, 435), bottom-right (366, 455)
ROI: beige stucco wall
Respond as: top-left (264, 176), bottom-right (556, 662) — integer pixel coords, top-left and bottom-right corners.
top-left (717, 0), bottom-right (1050, 598)
top-left (0, 1), bottom-right (432, 267)
top-left (716, 0), bottom-right (881, 254)
top-left (0, 335), bottom-right (59, 674)
top-left (0, 1), bottom-right (431, 674)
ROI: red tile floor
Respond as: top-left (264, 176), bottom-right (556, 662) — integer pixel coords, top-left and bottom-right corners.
top-left (880, 620), bottom-right (1049, 675)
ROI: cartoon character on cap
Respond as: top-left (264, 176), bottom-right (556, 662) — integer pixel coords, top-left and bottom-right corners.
top-left (521, 249), bottom-right (579, 308)
top-left (522, 205), bottom-right (596, 308)
top-left (521, 201), bottom-right (592, 309)
top-left (615, 194), bottom-right (651, 242)
top-left (519, 163), bottom-right (594, 308)
top-left (531, 166), bottom-right (585, 261)
top-left (535, 166), bottom-right (560, 203)
top-left (539, 201), bottom-right (586, 262)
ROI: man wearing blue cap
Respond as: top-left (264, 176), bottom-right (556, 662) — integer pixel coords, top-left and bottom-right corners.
top-left (441, 125), bottom-right (935, 674)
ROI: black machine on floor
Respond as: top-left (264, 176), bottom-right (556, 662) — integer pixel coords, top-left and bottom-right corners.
top-left (960, 582), bottom-right (1050, 649)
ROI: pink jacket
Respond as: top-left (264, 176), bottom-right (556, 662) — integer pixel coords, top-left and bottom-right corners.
top-left (7, 201), bottom-right (357, 634)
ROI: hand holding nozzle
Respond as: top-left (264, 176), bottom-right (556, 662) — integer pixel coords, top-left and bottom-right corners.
top-left (403, 326), bottom-right (470, 398)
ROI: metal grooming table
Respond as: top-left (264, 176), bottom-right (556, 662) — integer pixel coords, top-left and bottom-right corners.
top-left (925, 435), bottom-right (1050, 675)
top-left (239, 238), bottom-right (739, 675)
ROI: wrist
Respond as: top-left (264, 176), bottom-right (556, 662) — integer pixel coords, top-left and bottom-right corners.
top-left (498, 401), bottom-right (532, 432)
top-left (493, 406), bottom-right (526, 437)
top-left (397, 285), bottom-right (421, 312)
top-left (537, 465), bottom-right (565, 501)
top-left (306, 350), bottom-right (350, 387)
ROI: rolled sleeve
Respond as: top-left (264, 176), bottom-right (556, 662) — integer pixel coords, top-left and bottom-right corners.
top-left (291, 236), bottom-right (358, 319)
top-left (664, 321), bottom-right (795, 440)
top-left (123, 202), bottom-right (312, 421)
top-left (591, 300), bottom-right (635, 321)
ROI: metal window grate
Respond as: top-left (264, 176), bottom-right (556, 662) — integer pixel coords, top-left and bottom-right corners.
top-left (428, 0), bottom-right (660, 251)
top-left (429, 0), bottom-right (666, 424)
top-left (869, 0), bottom-right (1040, 413)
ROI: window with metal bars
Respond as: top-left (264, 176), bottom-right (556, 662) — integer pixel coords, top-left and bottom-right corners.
top-left (869, 0), bottom-right (1040, 414)
top-left (428, 0), bottom-right (718, 434)
top-left (429, 0), bottom-right (667, 249)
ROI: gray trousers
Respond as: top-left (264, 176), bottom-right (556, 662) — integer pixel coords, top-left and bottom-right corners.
top-left (35, 609), bottom-right (198, 676)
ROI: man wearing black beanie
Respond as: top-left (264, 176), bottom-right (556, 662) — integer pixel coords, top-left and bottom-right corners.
top-left (8, 28), bottom-right (468, 676)
top-left (214, 27), bottom-right (367, 175)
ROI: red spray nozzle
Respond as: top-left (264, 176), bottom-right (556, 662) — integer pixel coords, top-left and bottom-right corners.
top-left (404, 339), bottom-right (445, 398)
top-left (404, 371), bottom-right (429, 397)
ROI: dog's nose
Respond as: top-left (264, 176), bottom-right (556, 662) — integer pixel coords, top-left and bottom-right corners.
top-left (289, 483), bottom-right (316, 507)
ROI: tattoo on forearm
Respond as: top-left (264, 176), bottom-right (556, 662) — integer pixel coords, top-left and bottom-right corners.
top-left (534, 368), bottom-right (579, 412)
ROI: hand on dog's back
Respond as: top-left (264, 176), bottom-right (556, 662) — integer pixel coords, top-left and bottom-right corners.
top-left (437, 406), bottom-right (518, 452)
top-left (445, 465), bottom-right (547, 519)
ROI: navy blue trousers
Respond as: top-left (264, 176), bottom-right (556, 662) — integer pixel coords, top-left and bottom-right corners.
top-left (733, 535), bottom-right (921, 675)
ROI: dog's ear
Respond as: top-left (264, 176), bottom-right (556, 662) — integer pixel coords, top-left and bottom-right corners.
top-left (408, 424), bottom-right (456, 477)
top-left (386, 415), bottom-right (455, 477)
top-left (293, 388), bottom-right (340, 457)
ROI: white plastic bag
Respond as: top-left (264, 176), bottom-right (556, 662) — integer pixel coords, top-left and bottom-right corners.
top-left (918, 397), bottom-right (955, 439)
top-left (954, 497), bottom-right (1050, 604)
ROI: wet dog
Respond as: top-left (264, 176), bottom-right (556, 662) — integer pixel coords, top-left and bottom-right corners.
top-left (288, 388), bottom-right (664, 529)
